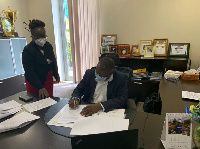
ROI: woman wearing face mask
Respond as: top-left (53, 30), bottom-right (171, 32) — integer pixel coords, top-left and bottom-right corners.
top-left (22, 19), bottom-right (60, 98)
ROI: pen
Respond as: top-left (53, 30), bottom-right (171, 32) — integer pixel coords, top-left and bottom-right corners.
top-left (74, 98), bottom-right (76, 106)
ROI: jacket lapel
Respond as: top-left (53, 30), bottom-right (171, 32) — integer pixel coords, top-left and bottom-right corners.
top-left (89, 70), bottom-right (97, 102)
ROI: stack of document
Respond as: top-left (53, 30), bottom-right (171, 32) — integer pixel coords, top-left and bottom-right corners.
top-left (48, 104), bottom-right (129, 135)
top-left (0, 100), bottom-right (22, 119)
top-left (70, 116), bottom-right (129, 135)
top-left (0, 111), bottom-right (40, 133)
top-left (23, 97), bottom-right (57, 113)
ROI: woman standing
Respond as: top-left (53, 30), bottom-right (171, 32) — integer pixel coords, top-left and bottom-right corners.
top-left (22, 19), bottom-right (60, 98)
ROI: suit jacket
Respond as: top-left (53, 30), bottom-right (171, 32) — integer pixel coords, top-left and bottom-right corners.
top-left (72, 69), bottom-right (128, 112)
top-left (22, 41), bottom-right (59, 90)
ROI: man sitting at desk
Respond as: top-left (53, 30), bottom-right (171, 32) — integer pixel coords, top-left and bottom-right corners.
top-left (69, 57), bottom-right (128, 117)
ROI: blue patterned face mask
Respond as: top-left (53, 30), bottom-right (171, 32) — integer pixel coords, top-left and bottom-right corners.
top-left (95, 71), bottom-right (107, 81)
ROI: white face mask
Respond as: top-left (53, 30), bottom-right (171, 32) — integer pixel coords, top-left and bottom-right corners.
top-left (35, 38), bottom-right (47, 47)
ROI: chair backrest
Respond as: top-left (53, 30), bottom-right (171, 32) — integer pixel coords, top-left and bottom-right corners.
top-left (99, 53), bottom-right (121, 66)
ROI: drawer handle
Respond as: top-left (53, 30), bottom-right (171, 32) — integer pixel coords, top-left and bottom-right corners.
top-left (133, 82), bottom-right (142, 84)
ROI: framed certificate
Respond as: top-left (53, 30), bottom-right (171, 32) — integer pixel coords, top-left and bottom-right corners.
top-left (167, 43), bottom-right (190, 58)
top-left (153, 39), bottom-right (168, 57)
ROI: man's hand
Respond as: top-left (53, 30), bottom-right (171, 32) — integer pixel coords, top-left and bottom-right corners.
top-left (39, 88), bottom-right (49, 98)
top-left (69, 97), bottom-right (79, 108)
top-left (80, 103), bottom-right (102, 117)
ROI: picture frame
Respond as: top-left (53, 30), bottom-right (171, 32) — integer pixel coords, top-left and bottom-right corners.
top-left (0, 18), bottom-right (13, 37)
top-left (101, 34), bottom-right (117, 46)
top-left (144, 45), bottom-right (155, 58)
top-left (101, 45), bottom-right (109, 53)
top-left (118, 44), bottom-right (130, 57)
top-left (167, 43), bottom-right (190, 58)
top-left (153, 39), bottom-right (168, 57)
top-left (139, 40), bottom-right (152, 56)
top-left (0, 18), bottom-right (3, 37)
top-left (109, 45), bottom-right (118, 53)
top-left (131, 44), bottom-right (140, 56)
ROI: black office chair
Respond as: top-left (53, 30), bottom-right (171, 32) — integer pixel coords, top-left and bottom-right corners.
top-left (99, 53), bottom-right (122, 67)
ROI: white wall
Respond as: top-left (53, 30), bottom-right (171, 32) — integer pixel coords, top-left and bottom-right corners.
top-left (0, 0), bottom-right (56, 54)
top-left (100, 0), bottom-right (200, 68)
top-left (27, 0), bottom-right (56, 54)
top-left (0, 0), bottom-right (31, 42)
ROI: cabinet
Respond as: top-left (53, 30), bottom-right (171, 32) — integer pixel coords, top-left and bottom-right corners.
top-left (0, 38), bottom-right (27, 99)
top-left (120, 57), bottom-right (190, 73)
top-left (121, 56), bottom-right (190, 102)
top-left (0, 37), bottom-right (26, 79)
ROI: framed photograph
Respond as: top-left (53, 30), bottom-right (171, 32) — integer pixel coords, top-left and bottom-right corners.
top-left (153, 39), bottom-right (168, 57)
top-left (118, 44), bottom-right (130, 57)
top-left (0, 18), bottom-right (3, 37)
top-left (144, 45), bottom-right (155, 58)
top-left (131, 44), bottom-right (140, 56)
top-left (101, 34), bottom-right (117, 46)
top-left (139, 40), bottom-right (152, 56)
top-left (167, 43), bottom-right (190, 58)
top-left (101, 45), bottom-right (109, 53)
top-left (109, 45), bottom-right (118, 53)
top-left (0, 18), bottom-right (13, 37)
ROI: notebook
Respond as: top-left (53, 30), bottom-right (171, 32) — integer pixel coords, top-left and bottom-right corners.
top-left (71, 129), bottom-right (138, 149)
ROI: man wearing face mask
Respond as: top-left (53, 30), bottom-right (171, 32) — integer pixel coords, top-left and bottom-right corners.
top-left (69, 57), bottom-right (128, 116)
top-left (22, 19), bottom-right (60, 98)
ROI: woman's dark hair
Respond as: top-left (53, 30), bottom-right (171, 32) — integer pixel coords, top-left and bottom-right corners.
top-left (29, 19), bottom-right (45, 31)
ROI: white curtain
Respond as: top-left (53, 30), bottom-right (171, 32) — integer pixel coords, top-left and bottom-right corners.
top-left (68, 0), bottom-right (100, 83)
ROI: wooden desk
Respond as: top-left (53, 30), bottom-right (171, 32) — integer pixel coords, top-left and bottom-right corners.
top-left (159, 78), bottom-right (200, 115)
top-left (129, 78), bottom-right (200, 149)
top-left (0, 92), bottom-right (72, 149)
top-left (129, 112), bottom-right (165, 149)
top-left (0, 92), bottom-right (136, 149)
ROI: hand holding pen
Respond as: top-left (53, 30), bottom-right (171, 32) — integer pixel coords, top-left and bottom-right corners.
top-left (69, 97), bottom-right (79, 108)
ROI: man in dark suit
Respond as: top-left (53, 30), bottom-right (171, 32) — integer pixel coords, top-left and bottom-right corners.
top-left (69, 57), bottom-right (128, 116)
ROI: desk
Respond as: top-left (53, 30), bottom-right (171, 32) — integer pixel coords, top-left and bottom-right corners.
top-left (129, 112), bottom-right (165, 149)
top-left (159, 78), bottom-right (200, 115)
top-left (0, 92), bottom-right (72, 149)
top-left (0, 92), bottom-right (136, 149)
top-left (128, 78), bottom-right (200, 149)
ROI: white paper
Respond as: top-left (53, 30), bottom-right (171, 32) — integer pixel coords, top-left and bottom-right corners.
top-left (0, 106), bottom-right (22, 119)
top-left (0, 100), bottom-right (22, 111)
top-left (70, 116), bottom-right (129, 135)
top-left (23, 97), bottom-right (57, 112)
top-left (155, 40), bottom-right (166, 54)
top-left (165, 113), bottom-right (192, 149)
top-left (93, 109), bottom-right (125, 119)
top-left (171, 45), bottom-right (187, 55)
top-left (48, 104), bottom-right (125, 129)
top-left (0, 111), bottom-right (40, 133)
top-left (57, 105), bottom-right (86, 124)
top-left (182, 91), bottom-right (200, 101)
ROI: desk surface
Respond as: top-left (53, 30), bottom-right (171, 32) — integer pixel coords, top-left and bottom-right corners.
top-left (160, 78), bottom-right (200, 115)
top-left (0, 92), bottom-right (72, 149)
top-left (0, 92), bottom-right (136, 149)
